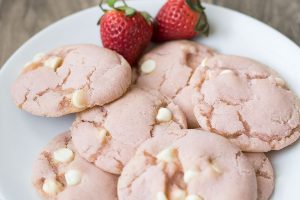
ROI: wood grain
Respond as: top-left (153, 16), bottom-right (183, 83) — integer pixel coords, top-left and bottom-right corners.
top-left (204, 0), bottom-right (300, 45)
top-left (0, 0), bottom-right (299, 67)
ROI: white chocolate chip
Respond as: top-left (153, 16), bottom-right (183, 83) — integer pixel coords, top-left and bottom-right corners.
top-left (180, 45), bottom-right (197, 54)
top-left (97, 128), bottom-right (109, 144)
top-left (24, 61), bottom-right (33, 68)
top-left (33, 53), bottom-right (46, 62)
top-left (185, 194), bottom-right (203, 200)
top-left (156, 192), bottom-right (168, 200)
top-left (156, 107), bottom-right (172, 122)
top-left (200, 58), bottom-right (208, 67)
top-left (219, 69), bottom-right (234, 76)
top-left (21, 53), bottom-right (45, 74)
top-left (22, 59), bottom-right (42, 72)
top-left (71, 89), bottom-right (87, 109)
top-left (207, 70), bottom-right (214, 79)
top-left (170, 188), bottom-right (186, 200)
top-left (53, 148), bottom-right (74, 163)
top-left (210, 163), bottom-right (222, 174)
top-left (21, 61), bottom-right (36, 74)
top-left (65, 169), bottom-right (82, 186)
top-left (141, 60), bottom-right (156, 74)
top-left (268, 76), bottom-right (286, 86)
top-left (157, 148), bottom-right (177, 163)
top-left (183, 170), bottom-right (199, 183)
top-left (42, 179), bottom-right (62, 195)
top-left (44, 56), bottom-right (63, 70)
top-left (274, 77), bottom-right (285, 86)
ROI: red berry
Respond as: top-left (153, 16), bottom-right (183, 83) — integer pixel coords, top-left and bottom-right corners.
top-left (100, 9), bottom-right (153, 65)
top-left (153, 0), bottom-right (209, 42)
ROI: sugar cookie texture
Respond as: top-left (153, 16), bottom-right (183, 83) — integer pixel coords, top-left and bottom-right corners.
top-left (191, 55), bottom-right (300, 152)
top-left (137, 40), bottom-right (215, 128)
top-left (12, 44), bottom-right (131, 117)
top-left (245, 153), bottom-right (275, 200)
top-left (32, 132), bottom-right (118, 200)
top-left (71, 87), bottom-right (187, 174)
top-left (118, 129), bottom-right (257, 200)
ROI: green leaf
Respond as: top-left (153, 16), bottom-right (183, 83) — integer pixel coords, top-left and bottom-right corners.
top-left (121, 0), bottom-right (128, 7)
top-left (195, 13), bottom-right (209, 36)
top-left (107, 0), bottom-right (117, 8)
top-left (97, 15), bottom-right (103, 25)
top-left (116, 6), bottom-right (127, 11)
top-left (99, 0), bottom-right (108, 12)
top-left (125, 7), bottom-right (136, 16)
top-left (141, 11), bottom-right (153, 24)
top-left (185, 0), bottom-right (205, 13)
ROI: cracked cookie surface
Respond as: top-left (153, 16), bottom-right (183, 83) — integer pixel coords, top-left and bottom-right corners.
top-left (136, 40), bottom-right (215, 128)
top-left (191, 55), bottom-right (300, 152)
top-left (32, 132), bottom-right (118, 200)
top-left (118, 129), bottom-right (257, 200)
top-left (245, 153), bottom-right (274, 200)
top-left (71, 87), bottom-right (187, 175)
top-left (12, 44), bottom-right (131, 117)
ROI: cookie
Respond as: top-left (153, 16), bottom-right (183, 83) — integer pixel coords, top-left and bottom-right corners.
top-left (191, 55), bottom-right (300, 152)
top-left (137, 40), bottom-right (215, 128)
top-left (118, 129), bottom-right (257, 200)
top-left (32, 132), bottom-right (118, 200)
top-left (245, 153), bottom-right (275, 200)
top-left (12, 44), bottom-right (131, 117)
top-left (71, 87), bottom-right (187, 175)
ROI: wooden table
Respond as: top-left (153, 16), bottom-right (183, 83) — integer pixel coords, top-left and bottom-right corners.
top-left (0, 0), bottom-right (299, 67)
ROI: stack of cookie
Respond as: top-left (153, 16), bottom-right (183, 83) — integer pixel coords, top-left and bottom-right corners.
top-left (11, 41), bottom-right (300, 200)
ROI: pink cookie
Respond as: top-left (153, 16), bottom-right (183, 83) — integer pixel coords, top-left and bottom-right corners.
top-left (137, 40), bottom-right (215, 128)
top-left (32, 132), bottom-right (118, 200)
top-left (71, 87), bottom-right (187, 175)
top-left (12, 44), bottom-right (131, 117)
top-left (191, 55), bottom-right (300, 152)
top-left (245, 153), bottom-right (275, 200)
top-left (118, 129), bottom-right (257, 200)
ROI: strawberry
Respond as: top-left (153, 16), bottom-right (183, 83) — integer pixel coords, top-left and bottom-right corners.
top-left (98, 0), bottom-right (153, 65)
top-left (153, 0), bottom-right (209, 42)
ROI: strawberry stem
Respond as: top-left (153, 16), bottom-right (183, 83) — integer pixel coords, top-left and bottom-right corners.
top-left (185, 0), bottom-right (210, 36)
top-left (99, 0), bottom-right (108, 12)
top-left (125, 7), bottom-right (135, 16)
top-left (113, 0), bottom-right (136, 16)
top-left (185, 0), bottom-right (204, 12)
top-left (141, 11), bottom-right (153, 25)
top-left (97, 0), bottom-right (107, 25)
top-left (196, 14), bottom-right (209, 36)
top-left (97, 0), bottom-right (150, 25)
top-left (107, 0), bottom-right (117, 8)
top-left (121, 0), bottom-right (128, 6)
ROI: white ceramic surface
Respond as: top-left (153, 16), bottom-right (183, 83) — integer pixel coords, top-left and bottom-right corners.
top-left (0, 0), bottom-right (299, 199)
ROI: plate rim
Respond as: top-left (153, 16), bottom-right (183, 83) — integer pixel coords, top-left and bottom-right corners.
top-left (0, 0), bottom-right (299, 78)
top-left (0, 0), bottom-right (300, 199)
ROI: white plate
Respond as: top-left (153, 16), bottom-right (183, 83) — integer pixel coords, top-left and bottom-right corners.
top-left (0, 0), bottom-right (300, 199)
